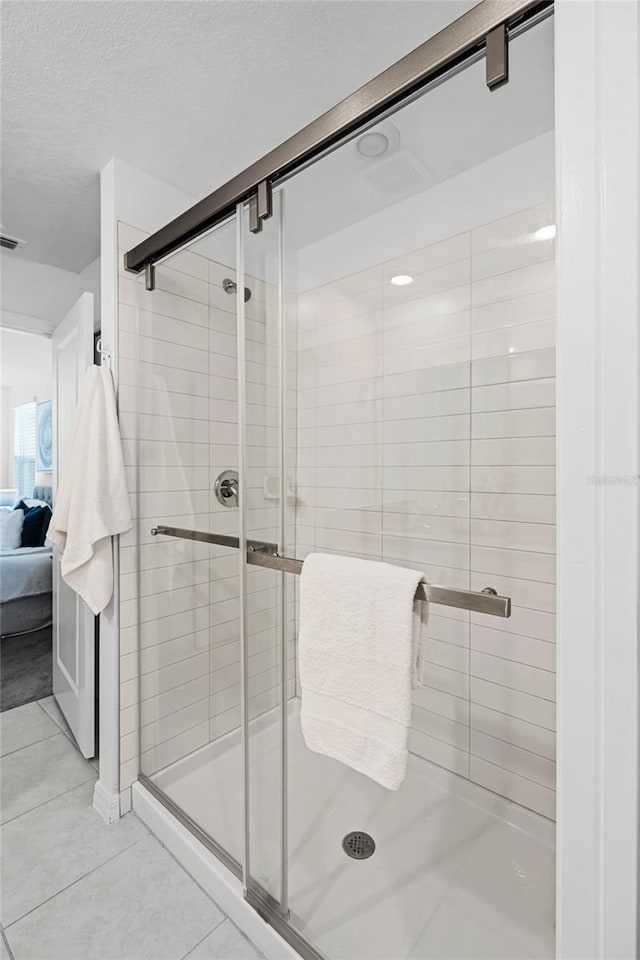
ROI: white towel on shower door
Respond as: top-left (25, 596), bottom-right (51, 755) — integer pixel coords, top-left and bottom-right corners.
top-left (47, 364), bottom-right (132, 615)
top-left (298, 552), bottom-right (427, 791)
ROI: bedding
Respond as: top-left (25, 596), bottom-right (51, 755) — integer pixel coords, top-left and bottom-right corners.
top-left (1, 595), bottom-right (52, 637)
top-left (0, 486), bottom-right (54, 637)
top-left (0, 510), bottom-right (23, 550)
top-left (13, 501), bottom-right (52, 547)
top-left (0, 547), bottom-right (53, 637)
top-left (0, 546), bottom-right (53, 603)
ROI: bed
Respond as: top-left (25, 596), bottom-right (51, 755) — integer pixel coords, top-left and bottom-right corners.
top-left (0, 486), bottom-right (53, 638)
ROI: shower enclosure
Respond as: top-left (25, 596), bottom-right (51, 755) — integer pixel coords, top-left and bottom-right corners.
top-left (124, 2), bottom-right (556, 956)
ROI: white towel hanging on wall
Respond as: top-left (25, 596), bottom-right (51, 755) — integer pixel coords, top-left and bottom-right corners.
top-left (47, 364), bottom-right (132, 614)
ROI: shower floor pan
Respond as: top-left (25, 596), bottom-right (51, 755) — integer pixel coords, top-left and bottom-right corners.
top-left (148, 700), bottom-right (555, 960)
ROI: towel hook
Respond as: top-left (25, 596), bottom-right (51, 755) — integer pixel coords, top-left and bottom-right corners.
top-left (96, 337), bottom-right (112, 369)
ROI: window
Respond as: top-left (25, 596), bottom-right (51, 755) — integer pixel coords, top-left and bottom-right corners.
top-left (13, 402), bottom-right (36, 499)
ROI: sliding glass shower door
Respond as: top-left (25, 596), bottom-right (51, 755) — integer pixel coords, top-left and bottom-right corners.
top-left (133, 7), bottom-right (555, 960)
top-left (247, 12), bottom-right (554, 960)
top-left (133, 213), bottom-right (250, 874)
top-left (133, 197), bottom-right (292, 910)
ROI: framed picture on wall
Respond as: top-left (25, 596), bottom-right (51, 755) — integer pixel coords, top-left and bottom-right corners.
top-left (36, 400), bottom-right (53, 472)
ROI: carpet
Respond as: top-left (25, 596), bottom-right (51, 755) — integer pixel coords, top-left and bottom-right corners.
top-left (1, 626), bottom-right (53, 712)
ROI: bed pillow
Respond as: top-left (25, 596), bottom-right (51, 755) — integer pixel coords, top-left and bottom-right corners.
top-left (13, 501), bottom-right (52, 548)
top-left (0, 508), bottom-right (24, 550)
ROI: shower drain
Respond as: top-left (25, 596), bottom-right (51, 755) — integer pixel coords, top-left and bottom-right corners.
top-left (342, 831), bottom-right (376, 860)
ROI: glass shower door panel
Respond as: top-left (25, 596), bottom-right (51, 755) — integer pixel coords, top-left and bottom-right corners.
top-left (280, 15), bottom-right (555, 960)
top-left (134, 216), bottom-right (245, 871)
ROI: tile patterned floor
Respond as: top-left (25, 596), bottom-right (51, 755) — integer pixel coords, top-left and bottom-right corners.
top-left (0, 700), bottom-right (264, 960)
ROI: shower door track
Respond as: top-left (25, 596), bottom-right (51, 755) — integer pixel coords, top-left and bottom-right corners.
top-left (124, 0), bottom-right (553, 275)
top-left (245, 882), bottom-right (328, 960)
top-left (136, 777), bottom-right (326, 960)
top-left (138, 773), bottom-right (242, 880)
top-left (150, 524), bottom-right (512, 617)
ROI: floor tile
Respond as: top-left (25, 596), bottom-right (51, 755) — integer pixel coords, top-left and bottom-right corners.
top-left (0, 932), bottom-right (10, 960)
top-left (1, 781), bottom-right (146, 926)
top-left (0, 733), bottom-right (95, 825)
top-left (0, 703), bottom-right (59, 757)
top-left (185, 920), bottom-right (264, 959)
top-left (7, 834), bottom-right (224, 960)
top-left (37, 695), bottom-right (71, 736)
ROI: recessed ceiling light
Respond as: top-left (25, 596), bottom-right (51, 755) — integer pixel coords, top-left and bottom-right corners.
top-left (390, 274), bottom-right (414, 286)
top-left (356, 131), bottom-right (391, 158)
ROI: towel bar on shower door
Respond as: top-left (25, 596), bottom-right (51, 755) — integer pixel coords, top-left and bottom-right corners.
top-left (150, 524), bottom-right (511, 618)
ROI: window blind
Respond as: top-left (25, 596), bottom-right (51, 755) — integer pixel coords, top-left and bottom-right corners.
top-left (13, 401), bottom-right (36, 499)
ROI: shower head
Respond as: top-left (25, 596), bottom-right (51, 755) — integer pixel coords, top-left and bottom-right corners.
top-left (222, 278), bottom-right (251, 302)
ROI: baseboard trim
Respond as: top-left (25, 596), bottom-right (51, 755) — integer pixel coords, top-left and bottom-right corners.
top-left (119, 785), bottom-right (132, 815)
top-left (132, 781), bottom-right (299, 960)
top-left (92, 779), bottom-right (121, 824)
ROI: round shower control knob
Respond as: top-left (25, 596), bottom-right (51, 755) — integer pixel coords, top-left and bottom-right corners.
top-left (214, 470), bottom-right (239, 508)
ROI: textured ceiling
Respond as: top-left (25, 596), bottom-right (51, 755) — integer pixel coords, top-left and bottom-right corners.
top-left (1, 0), bottom-right (475, 272)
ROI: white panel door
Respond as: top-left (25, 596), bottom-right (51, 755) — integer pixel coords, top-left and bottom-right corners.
top-left (51, 292), bottom-right (96, 758)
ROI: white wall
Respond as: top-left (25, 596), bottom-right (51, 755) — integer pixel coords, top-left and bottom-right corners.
top-left (97, 157), bottom-right (198, 819)
top-left (0, 250), bottom-right (99, 491)
top-left (0, 252), bottom-right (81, 336)
top-left (292, 133), bottom-right (556, 818)
top-left (100, 158), bottom-right (198, 400)
top-left (0, 250), bottom-right (101, 337)
top-left (79, 256), bottom-right (101, 328)
top-left (295, 199), bottom-right (556, 819)
top-left (555, 1), bottom-right (639, 956)
top-left (0, 246), bottom-right (101, 497)
top-left (0, 328), bottom-right (52, 489)
top-left (117, 226), bottom-right (295, 816)
top-left (0, 387), bottom-right (10, 488)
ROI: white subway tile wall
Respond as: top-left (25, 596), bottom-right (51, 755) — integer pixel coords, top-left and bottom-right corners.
top-left (118, 204), bottom-right (555, 821)
top-left (117, 222), bottom-right (294, 791)
top-left (295, 203), bottom-right (556, 819)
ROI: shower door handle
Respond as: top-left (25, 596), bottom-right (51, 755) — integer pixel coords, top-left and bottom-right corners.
top-left (149, 525), bottom-right (511, 617)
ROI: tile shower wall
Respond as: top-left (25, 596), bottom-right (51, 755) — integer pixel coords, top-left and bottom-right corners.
top-left (116, 222), bottom-right (295, 791)
top-left (295, 203), bottom-right (555, 819)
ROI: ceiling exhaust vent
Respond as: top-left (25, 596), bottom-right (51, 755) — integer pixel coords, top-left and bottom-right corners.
top-left (363, 149), bottom-right (434, 199)
top-left (0, 234), bottom-right (27, 251)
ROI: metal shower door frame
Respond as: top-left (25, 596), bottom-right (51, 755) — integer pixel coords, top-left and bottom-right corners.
top-left (236, 194), bottom-right (294, 934)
